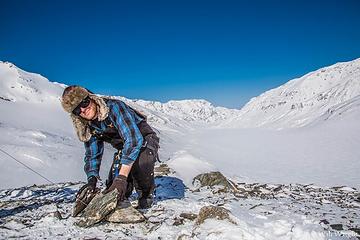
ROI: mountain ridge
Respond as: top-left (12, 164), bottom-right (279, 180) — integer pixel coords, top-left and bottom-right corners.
top-left (219, 57), bottom-right (360, 129)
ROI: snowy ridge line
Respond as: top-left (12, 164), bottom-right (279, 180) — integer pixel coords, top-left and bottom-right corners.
top-left (1, 58), bottom-right (360, 129)
top-left (220, 57), bottom-right (360, 129)
top-left (0, 61), bottom-right (64, 103)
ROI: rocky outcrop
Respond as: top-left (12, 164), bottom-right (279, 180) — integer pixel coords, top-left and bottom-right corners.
top-left (105, 200), bottom-right (145, 223)
top-left (72, 187), bottom-right (100, 217)
top-left (193, 171), bottom-right (232, 190)
top-left (75, 190), bottom-right (118, 228)
top-left (154, 163), bottom-right (173, 176)
top-left (195, 205), bottom-right (236, 225)
top-left (180, 212), bottom-right (197, 221)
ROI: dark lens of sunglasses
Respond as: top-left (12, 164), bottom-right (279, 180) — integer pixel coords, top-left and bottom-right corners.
top-left (79, 98), bottom-right (90, 108)
top-left (72, 97), bottom-right (90, 115)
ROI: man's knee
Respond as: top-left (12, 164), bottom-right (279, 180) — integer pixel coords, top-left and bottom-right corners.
top-left (137, 148), bottom-right (155, 172)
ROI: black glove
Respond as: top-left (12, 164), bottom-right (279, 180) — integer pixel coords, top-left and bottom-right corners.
top-left (76, 176), bottom-right (97, 198)
top-left (73, 176), bottom-right (98, 217)
top-left (103, 175), bottom-right (128, 200)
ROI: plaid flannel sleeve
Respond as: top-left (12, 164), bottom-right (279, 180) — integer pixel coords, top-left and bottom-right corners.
top-left (108, 101), bottom-right (143, 165)
top-left (84, 135), bottom-right (104, 180)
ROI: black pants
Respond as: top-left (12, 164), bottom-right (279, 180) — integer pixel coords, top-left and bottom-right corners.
top-left (107, 133), bottom-right (159, 200)
top-left (126, 146), bottom-right (156, 199)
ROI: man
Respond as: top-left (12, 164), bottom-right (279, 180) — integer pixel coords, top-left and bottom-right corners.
top-left (61, 85), bottom-right (160, 209)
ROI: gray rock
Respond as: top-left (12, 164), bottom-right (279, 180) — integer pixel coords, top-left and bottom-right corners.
top-left (349, 227), bottom-right (360, 235)
top-left (193, 171), bottom-right (231, 190)
top-left (50, 210), bottom-right (62, 220)
top-left (330, 224), bottom-right (343, 231)
top-left (72, 187), bottom-right (100, 217)
top-left (105, 200), bottom-right (145, 223)
top-left (154, 163), bottom-right (173, 176)
top-left (172, 217), bottom-right (184, 226)
top-left (320, 219), bottom-right (329, 225)
top-left (195, 205), bottom-right (236, 225)
top-left (180, 212), bottom-right (197, 221)
top-left (75, 190), bottom-right (118, 228)
top-left (177, 234), bottom-right (192, 240)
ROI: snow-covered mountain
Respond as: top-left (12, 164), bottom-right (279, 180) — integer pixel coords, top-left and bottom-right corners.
top-left (130, 98), bottom-right (239, 124)
top-left (3, 57), bottom-right (359, 133)
top-left (0, 61), bottom-right (238, 131)
top-left (220, 58), bottom-right (360, 129)
top-left (0, 61), bottom-right (64, 103)
top-left (116, 97), bottom-right (240, 133)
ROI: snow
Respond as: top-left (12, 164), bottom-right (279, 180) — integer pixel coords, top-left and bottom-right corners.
top-left (0, 58), bottom-right (360, 239)
top-left (219, 58), bottom-right (360, 129)
top-left (167, 150), bottom-right (217, 187)
top-left (1, 181), bottom-right (358, 239)
top-left (182, 121), bottom-right (360, 189)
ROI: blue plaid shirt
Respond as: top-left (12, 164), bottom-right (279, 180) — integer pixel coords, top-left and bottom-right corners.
top-left (83, 99), bottom-right (144, 179)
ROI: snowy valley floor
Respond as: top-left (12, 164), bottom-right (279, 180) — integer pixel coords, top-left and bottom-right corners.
top-left (1, 123), bottom-right (360, 239)
top-left (0, 166), bottom-right (359, 240)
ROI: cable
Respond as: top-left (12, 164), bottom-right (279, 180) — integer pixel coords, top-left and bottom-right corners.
top-left (0, 147), bottom-right (90, 208)
top-left (0, 147), bottom-right (55, 184)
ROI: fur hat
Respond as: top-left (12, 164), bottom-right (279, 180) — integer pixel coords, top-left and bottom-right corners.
top-left (61, 85), bottom-right (109, 142)
top-left (61, 86), bottom-right (90, 113)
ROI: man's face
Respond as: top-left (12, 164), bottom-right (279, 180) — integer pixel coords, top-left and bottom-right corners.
top-left (79, 99), bottom-right (98, 120)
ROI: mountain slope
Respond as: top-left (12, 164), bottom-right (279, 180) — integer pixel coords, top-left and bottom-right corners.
top-left (220, 58), bottom-right (360, 129)
top-left (0, 61), bottom-right (64, 103)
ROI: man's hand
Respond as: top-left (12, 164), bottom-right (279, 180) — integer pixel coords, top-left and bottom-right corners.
top-left (103, 175), bottom-right (128, 200)
top-left (73, 176), bottom-right (99, 217)
top-left (76, 176), bottom-right (97, 198)
top-left (78, 176), bottom-right (97, 195)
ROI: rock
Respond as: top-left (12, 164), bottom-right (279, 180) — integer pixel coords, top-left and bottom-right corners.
top-left (193, 172), bottom-right (231, 190)
top-left (177, 234), bottom-right (192, 240)
top-left (273, 185), bottom-right (283, 192)
top-left (180, 213), bottom-right (197, 221)
top-left (75, 190), bottom-right (118, 228)
top-left (330, 224), bottom-right (343, 231)
top-left (72, 187), bottom-right (100, 217)
top-left (105, 200), bottom-right (145, 223)
top-left (195, 205), bottom-right (236, 225)
top-left (172, 217), bottom-right (184, 226)
top-left (320, 219), bottom-right (329, 224)
top-left (50, 210), bottom-right (62, 220)
top-left (349, 227), bottom-right (360, 235)
top-left (154, 163), bottom-right (172, 176)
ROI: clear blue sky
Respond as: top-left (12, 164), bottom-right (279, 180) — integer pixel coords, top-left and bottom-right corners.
top-left (1, 0), bottom-right (360, 108)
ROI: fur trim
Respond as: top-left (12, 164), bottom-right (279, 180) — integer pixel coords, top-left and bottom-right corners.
top-left (61, 86), bottom-right (89, 113)
top-left (70, 94), bottom-right (109, 142)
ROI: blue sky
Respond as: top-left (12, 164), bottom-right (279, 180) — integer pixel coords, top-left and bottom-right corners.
top-left (1, 0), bottom-right (360, 108)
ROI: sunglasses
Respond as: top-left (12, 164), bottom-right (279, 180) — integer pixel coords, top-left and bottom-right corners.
top-left (72, 96), bottom-right (91, 115)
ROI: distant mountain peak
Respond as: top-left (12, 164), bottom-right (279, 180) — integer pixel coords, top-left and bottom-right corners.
top-left (220, 57), bottom-right (360, 129)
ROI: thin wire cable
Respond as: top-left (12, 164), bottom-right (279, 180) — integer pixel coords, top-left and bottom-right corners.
top-left (0, 147), bottom-right (55, 184)
top-left (0, 147), bottom-right (90, 207)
